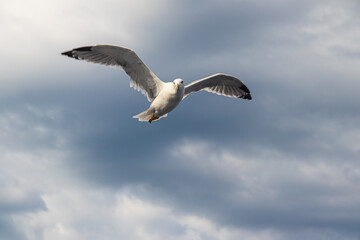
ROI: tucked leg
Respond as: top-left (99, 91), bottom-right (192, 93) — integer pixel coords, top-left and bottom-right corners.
top-left (148, 113), bottom-right (159, 123)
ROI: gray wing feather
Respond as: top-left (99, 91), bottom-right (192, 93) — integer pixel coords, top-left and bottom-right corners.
top-left (62, 45), bottom-right (164, 102)
top-left (184, 73), bottom-right (252, 100)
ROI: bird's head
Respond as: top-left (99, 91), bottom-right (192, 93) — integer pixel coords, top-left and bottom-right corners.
top-left (173, 78), bottom-right (184, 89)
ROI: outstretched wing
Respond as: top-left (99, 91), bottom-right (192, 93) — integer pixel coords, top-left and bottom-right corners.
top-left (184, 73), bottom-right (252, 100)
top-left (62, 45), bottom-right (164, 102)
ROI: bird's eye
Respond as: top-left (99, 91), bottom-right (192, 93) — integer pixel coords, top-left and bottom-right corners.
top-left (181, 81), bottom-right (183, 84)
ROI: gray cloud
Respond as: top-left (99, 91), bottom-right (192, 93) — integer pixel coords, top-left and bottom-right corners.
top-left (1, 0), bottom-right (360, 239)
top-left (0, 218), bottom-right (26, 240)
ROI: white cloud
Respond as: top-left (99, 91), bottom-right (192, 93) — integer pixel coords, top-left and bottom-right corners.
top-left (0, 0), bottom-right (169, 80)
top-left (12, 188), bottom-right (282, 240)
top-left (3, 135), bottom-right (359, 240)
top-left (0, 117), bottom-right (282, 240)
top-left (302, 2), bottom-right (360, 56)
top-left (170, 139), bottom-right (360, 220)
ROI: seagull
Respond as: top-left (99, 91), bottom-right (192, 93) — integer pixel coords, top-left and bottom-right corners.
top-left (62, 45), bottom-right (252, 123)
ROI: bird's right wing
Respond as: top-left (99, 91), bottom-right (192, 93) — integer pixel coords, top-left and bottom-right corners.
top-left (62, 45), bottom-right (164, 102)
top-left (184, 73), bottom-right (252, 100)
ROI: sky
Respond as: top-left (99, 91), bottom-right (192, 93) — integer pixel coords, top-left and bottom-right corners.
top-left (1, 0), bottom-right (360, 239)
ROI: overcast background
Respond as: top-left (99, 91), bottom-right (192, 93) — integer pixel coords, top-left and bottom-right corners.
top-left (1, 0), bottom-right (360, 239)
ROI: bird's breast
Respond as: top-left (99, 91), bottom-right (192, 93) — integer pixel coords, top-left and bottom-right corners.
top-left (150, 85), bottom-right (184, 115)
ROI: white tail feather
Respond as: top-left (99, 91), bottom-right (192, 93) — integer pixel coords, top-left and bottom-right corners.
top-left (133, 108), bottom-right (155, 122)
top-left (132, 109), bottom-right (169, 122)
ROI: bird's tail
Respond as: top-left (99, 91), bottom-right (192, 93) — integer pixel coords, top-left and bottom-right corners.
top-left (133, 108), bottom-right (155, 122)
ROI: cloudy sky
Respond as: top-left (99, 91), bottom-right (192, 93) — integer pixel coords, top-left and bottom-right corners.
top-left (1, 0), bottom-right (360, 239)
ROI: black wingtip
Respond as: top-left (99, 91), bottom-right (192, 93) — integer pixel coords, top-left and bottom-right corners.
top-left (238, 84), bottom-right (252, 100)
top-left (240, 84), bottom-right (250, 94)
top-left (61, 50), bottom-right (74, 57)
top-left (239, 94), bottom-right (252, 100)
top-left (61, 46), bottom-right (93, 59)
top-left (245, 94), bottom-right (252, 100)
top-left (73, 46), bottom-right (93, 52)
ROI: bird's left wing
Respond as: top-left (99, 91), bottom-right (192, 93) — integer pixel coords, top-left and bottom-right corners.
top-left (62, 45), bottom-right (164, 102)
top-left (184, 73), bottom-right (252, 100)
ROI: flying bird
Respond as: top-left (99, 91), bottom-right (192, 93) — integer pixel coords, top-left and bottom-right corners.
top-left (62, 45), bottom-right (252, 123)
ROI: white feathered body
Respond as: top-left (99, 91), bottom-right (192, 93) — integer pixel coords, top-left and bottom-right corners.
top-left (133, 81), bottom-right (185, 122)
top-left (152, 82), bottom-right (184, 116)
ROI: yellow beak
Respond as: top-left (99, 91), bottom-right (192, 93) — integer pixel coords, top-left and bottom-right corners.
top-left (176, 83), bottom-right (179, 89)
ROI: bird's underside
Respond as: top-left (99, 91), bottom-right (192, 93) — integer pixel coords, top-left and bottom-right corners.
top-left (62, 44), bottom-right (252, 122)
